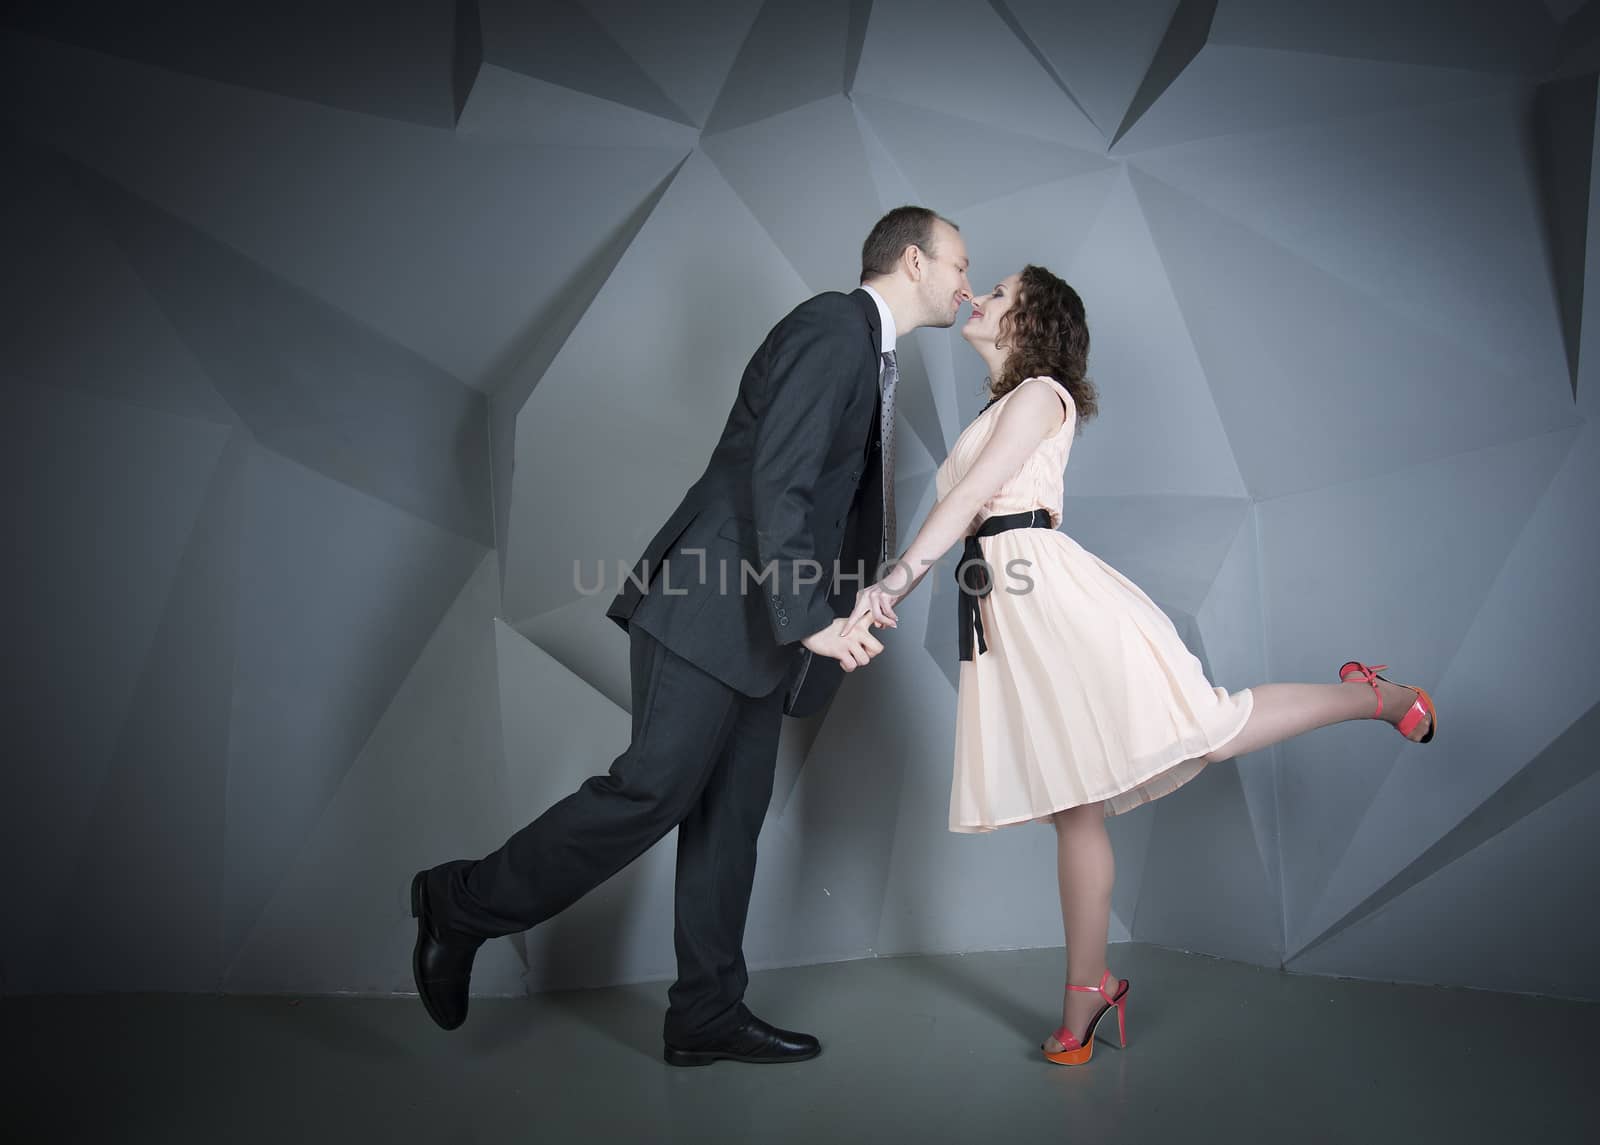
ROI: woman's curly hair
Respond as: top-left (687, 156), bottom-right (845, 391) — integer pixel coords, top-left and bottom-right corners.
top-left (987, 264), bottom-right (1098, 426)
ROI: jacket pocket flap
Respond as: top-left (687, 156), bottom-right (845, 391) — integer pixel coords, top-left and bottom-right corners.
top-left (715, 515), bottom-right (757, 550)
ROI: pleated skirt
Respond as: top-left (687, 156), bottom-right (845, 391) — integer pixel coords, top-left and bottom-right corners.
top-left (950, 528), bottom-right (1252, 833)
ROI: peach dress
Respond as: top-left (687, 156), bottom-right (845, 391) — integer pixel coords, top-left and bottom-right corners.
top-left (935, 377), bottom-right (1253, 832)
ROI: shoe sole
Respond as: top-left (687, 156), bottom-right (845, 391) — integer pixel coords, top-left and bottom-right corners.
top-left (662, 1045), bottom-right (822, 1067)
top-left (411, 871), bottom-right (464, 1032)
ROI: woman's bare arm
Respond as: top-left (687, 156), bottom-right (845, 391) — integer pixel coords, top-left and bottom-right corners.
top-left (889, 379), bottom-right (1067, 595)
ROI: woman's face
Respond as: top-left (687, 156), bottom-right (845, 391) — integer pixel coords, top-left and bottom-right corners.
top-left (962, 272), bottom-right (1023, 350)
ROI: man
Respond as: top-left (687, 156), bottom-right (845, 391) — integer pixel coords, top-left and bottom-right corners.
top-left (410, 206), bottom-right (973, 1065)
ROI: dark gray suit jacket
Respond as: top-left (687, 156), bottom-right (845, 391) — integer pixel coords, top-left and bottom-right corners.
top-left (605, 288), bottom-right (887, 717)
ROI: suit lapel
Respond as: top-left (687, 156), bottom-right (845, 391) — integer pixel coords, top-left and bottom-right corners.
top-left (849, 288), bottom-right (884, 462)
top-left (849, 287), bottom-right (883, 360)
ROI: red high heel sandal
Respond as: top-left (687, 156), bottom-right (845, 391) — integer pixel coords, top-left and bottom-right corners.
top-left (1339, 661), bottom-right (1437, 744)
top-left (1042, 969), bottom-right (1129, 1066)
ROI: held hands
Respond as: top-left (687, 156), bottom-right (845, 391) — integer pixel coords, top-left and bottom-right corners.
top-left (842, 579), bottom-right (904, 637)
top-left (801, 614), bottom-right (885, 672)
top-left (800, 575), bottom-right (913, 672)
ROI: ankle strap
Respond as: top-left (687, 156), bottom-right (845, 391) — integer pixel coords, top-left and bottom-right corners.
top-left (1341, 661), bottom-right (1389, 717)
top-left (1066, 968), bottom-right (1117, 1004)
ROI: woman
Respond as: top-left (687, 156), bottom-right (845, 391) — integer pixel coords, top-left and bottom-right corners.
top-left (842, 265), bottom-right (1437, 1066)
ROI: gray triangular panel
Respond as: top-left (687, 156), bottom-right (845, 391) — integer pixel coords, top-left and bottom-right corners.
top-left (489, 160), bottom-right (683, 594)
top-left (1057, 495), bottom-right (1250, 617)
top-left (1286, 765), bottom-right (1600, 1001)
top-left (455, 63), bottom-right (698, 150)
top-left (1136, 753), bottom-right (1282, 967)
top-left (1130, 167), bottom-right (1578, 499)
top-left (1209, 0), bottom-right (1560, 76)
top-left (44, 435), bottom-right (247, 991)
top-left (0, 31), bottom-right (684, 389)
top-left (221, 444), bottom-right (485, 968)
top-left (996, 0), bottom-right (1181, 141)
top-left (1115, 44), bottom-right (1522, 155)
top-left (956, 167), bottom-right (1122, 304)
top-left (853, 93), bottom-right (1113, 212)
top-left (854, 0), bottom-right (1104, 152)
top-left (1195, 506), bottom-right (1282, 937)
top-left (1, 133), bottom-right (236, 426)
top-left (1131, 95), bottom-right (1573, 397)
top-left (1063, 169), bottom-right (1246, 498)
top-left (1290, 424), bottom-right (1594, 949)
top-left (1114, 0), bottom-right (1217, 147)
top-left (581, 0), bottom-right (761, 126)
top-left (1534, 72), bottom-right (1598, 396)
top-left (478, 0), bottom-right (692, 124)
top-left (1296, 699), bottom-right (1600, 963)
top-left (500, 153), bottom-right (809, 626)
top-left (452, 0), bottom-right (484, 124)
top-left (1555, 1), bottom-right (1600, 77)
top-left (514, 592), bottom-right (633, 716)
top-left (1, 382), bottom-right (232, 992)
top-left (704, 0), bottom-right (854, 134)
top-left (1584, 76), bottom-right (1600, 416)
top-left (70, 158), bottom-right (495, 547)
top-left (2, 1), bottom-right (467, 128)
top-left (1263, 428), bottom-right (1578, 952)
top-left (703, 95), bottom-right (882, 293)
top-left (226, 556), bottom-right (529, 996)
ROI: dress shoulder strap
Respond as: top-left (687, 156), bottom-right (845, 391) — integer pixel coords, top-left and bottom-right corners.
top-left (1022, 375), bottom-right (1075, 428)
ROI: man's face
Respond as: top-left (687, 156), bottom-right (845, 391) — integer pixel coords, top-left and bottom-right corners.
top-left (916, 221), bottom-right (973, 329)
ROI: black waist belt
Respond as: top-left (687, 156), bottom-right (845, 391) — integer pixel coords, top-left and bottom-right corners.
top-left (957, 508), bottom-right (1055, 662)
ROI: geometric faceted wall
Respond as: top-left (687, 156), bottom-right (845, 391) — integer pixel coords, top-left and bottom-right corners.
top-left (3, 0), bottom-right (1598, 1003)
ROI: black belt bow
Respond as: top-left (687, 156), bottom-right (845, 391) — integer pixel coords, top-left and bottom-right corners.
top-left (956, 509), bottom-right (1055, 661)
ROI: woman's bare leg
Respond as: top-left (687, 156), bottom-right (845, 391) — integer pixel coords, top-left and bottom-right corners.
top-left (1203, 677), bottom-right (1432, 765)
top-left (1046, 801), bottom-right (1116, 1051)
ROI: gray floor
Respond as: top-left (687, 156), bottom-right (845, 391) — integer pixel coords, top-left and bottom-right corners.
top-left (5, 942), bottom-right (1597, 1144)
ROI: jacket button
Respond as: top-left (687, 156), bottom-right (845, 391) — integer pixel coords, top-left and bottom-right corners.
top-left (779, 616), bottom-right (789, 627)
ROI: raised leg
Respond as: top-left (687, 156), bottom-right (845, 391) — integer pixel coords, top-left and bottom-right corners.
top-left (430, 625), bottom-right (745, 937)
top-left (1202, 676), bottom-right (1432, 766)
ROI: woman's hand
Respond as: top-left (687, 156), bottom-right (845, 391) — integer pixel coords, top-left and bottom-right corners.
top-left (842, 580), bottom-right (903, 636)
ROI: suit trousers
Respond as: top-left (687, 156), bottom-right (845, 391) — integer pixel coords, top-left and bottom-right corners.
top-left (430, 622), bottom-right (787, 1044)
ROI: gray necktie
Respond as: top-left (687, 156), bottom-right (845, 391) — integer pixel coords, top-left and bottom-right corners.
top-left (879, 349), bottom-right (898, 565)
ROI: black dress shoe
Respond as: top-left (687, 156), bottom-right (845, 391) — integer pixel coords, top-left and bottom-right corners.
top-left (663, 1012), bottom-right (822, 1067)
top-left (410, 870), bottom-right (481, 1031)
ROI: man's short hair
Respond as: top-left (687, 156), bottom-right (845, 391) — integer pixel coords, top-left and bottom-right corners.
top-left (861, 206), bottom-right (958, 280)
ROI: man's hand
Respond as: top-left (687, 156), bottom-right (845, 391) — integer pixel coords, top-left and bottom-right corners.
top-left (801, 615), bottom-right (885, 672)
